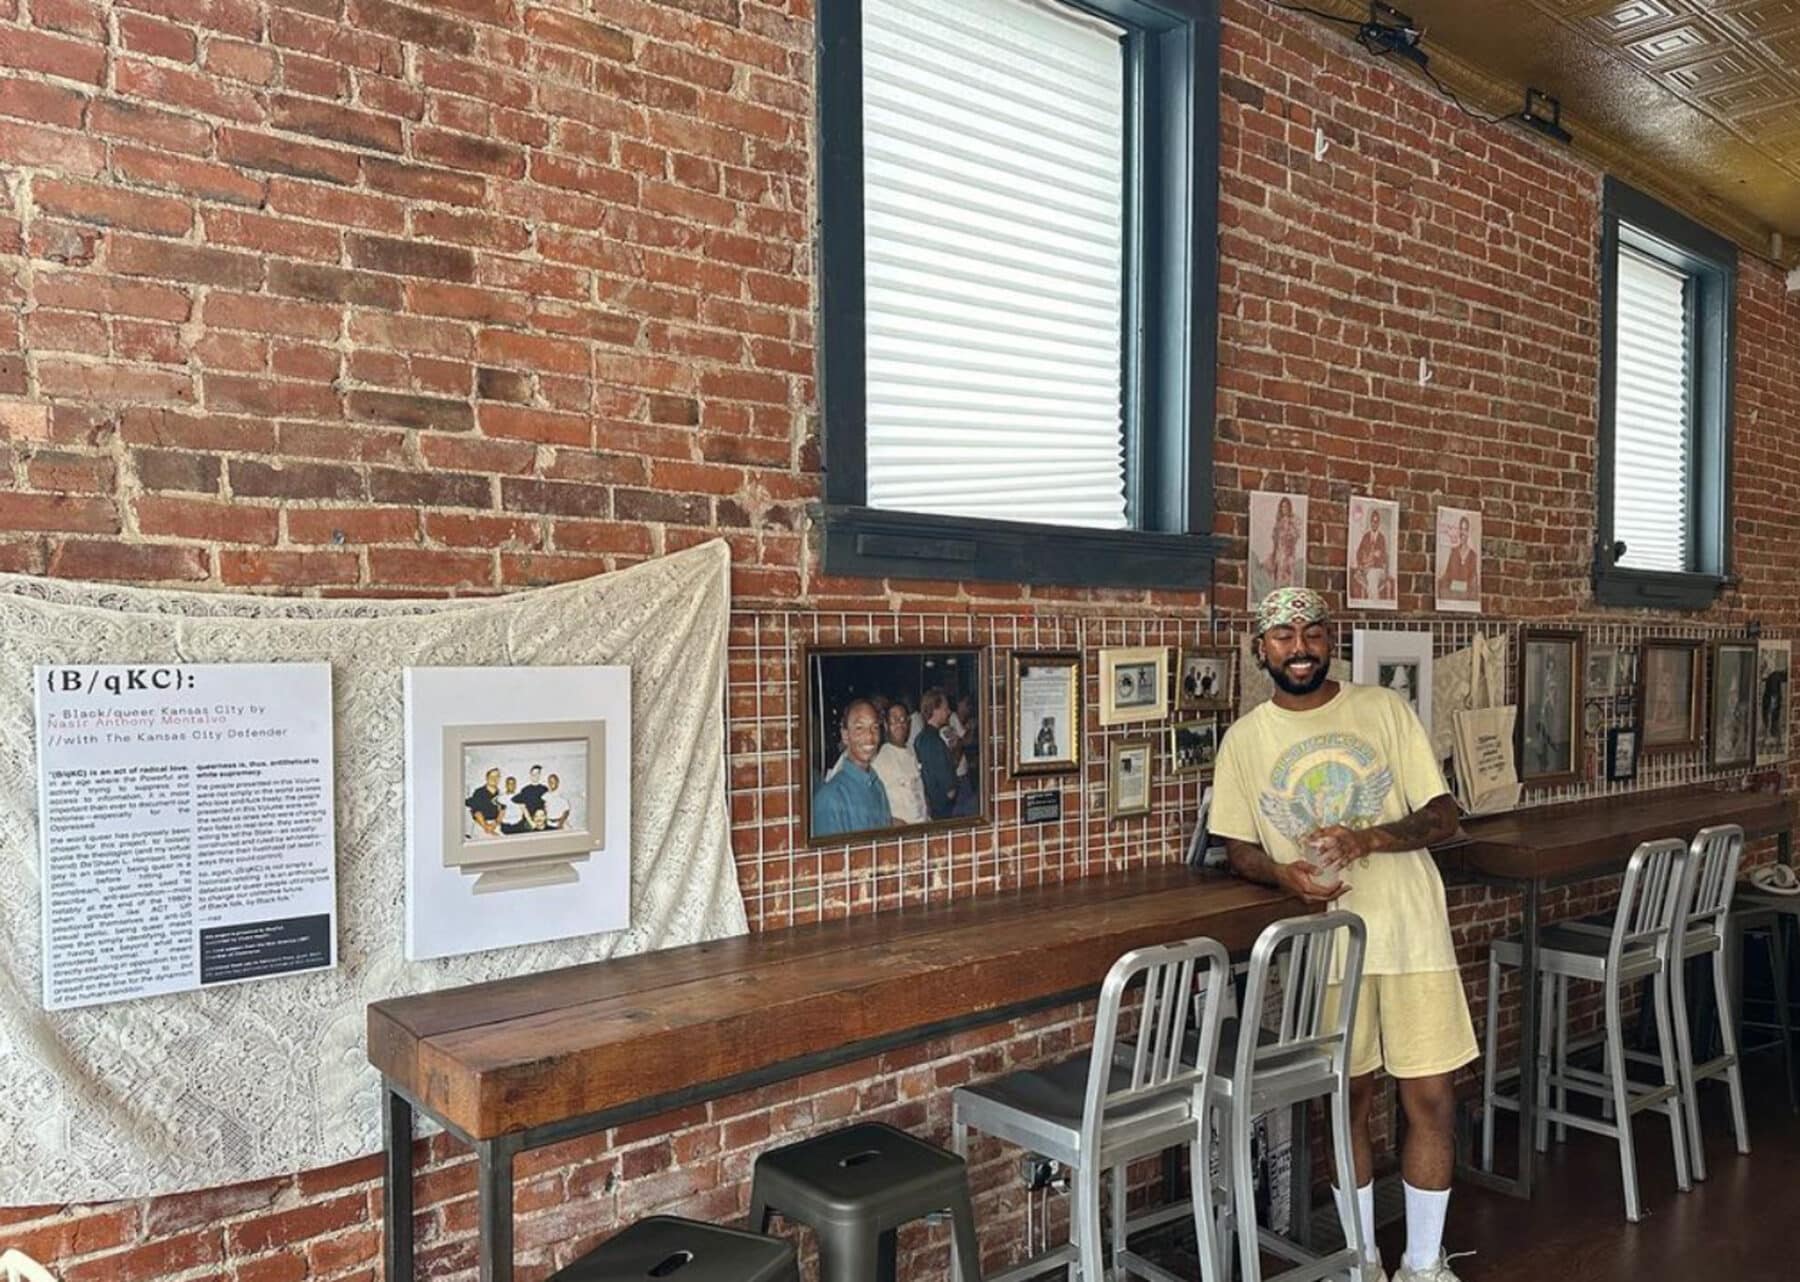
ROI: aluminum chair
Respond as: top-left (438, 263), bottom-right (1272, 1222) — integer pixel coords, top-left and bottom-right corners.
top-left (1481, 838), bottom-right (1691, 1222)
top-left (1203, 911), bottom-right (1367, 1282)
top-left (1565, 825), bottom-right (1750, 1177)
top-left (951, 935), bottom-right (1231, 1282)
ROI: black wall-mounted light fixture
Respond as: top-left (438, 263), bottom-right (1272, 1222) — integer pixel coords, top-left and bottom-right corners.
top-left (1515, 88), bottom-right (1571, 144)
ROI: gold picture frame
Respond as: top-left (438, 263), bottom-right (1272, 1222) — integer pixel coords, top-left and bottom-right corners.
top-left (1176, 647), bottom-right (1233, 712)
top-left (1008, 651), bottom-right (1081, 778)
top-left (1169, 716), bottom-right (1220, 776)
top-left (1098, 646), bottom-right (1169, 727)
top-left (1107, 737), bottom-right (1155, 818)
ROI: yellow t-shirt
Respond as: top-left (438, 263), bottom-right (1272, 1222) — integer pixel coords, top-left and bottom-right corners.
top-left (1210, 682), bottom-right (1457, 976)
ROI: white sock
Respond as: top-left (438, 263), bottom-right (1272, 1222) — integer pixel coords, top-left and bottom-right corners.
top-left (1332, 1184), bottom-right (1379, 1264)
top-left (1402, 1182), bottom-right (1450, 1273)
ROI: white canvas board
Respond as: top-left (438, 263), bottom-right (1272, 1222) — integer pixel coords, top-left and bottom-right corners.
top-left (405, 665), bottom-right (631, 961)
top-left (35, 662), bottom-right (336, 1011)
top-left (1352, 629), bottom-right (1434, 735)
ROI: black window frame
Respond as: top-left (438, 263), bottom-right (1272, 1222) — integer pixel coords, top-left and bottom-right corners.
top-left (1594, 176), bottom-right (1737, 610)
top-left (814, 0), bottom-right (1221, 591)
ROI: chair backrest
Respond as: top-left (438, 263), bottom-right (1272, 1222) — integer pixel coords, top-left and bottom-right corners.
top-left (1680, 823), bottom-right (1744, 942)
top-left (1235, 911), bottom-right (1367, 1088)
top-left (1081, 935), bottom-right (1231, 1154)
top-left (1609, 837), bottom-right (1688, 964)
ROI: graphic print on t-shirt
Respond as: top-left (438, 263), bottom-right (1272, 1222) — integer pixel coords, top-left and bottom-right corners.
top-left (1256, 732), bottom-right (1394, 842)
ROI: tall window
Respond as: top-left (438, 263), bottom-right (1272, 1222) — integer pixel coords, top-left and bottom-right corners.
top-left (862, 0), bottom-right (1128, 529)
top-left (816, 0), bottom-right (1220, 590)
top-left (1596, 178), bottom-right (1736, 608)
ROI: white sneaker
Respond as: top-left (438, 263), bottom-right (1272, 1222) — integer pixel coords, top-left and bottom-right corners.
top-left (1362, 1260), bottom-right (1389, 1282)
top-left (1395, 1256), bottom-right (1463, 1282)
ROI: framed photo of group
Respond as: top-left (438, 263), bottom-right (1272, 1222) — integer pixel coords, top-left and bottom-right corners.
top-left (1518, 628), bottom-right (1583, 786)
top-left (800, 645), bottom-right (989, 847)
top-left (1638, 638), bottom-right (1702, 754)
top-left (1177, 648), bottom-right (1233, 712)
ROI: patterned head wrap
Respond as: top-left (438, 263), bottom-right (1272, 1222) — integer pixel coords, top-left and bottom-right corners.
top-left (1255, 586), bottom-right (1330, 636)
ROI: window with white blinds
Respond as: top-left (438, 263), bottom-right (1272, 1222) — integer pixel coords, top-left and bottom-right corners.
top-left (1595, 176), bottom-right (1736, 608)
top-left (860, 0), bottom-right (1129, 529)
top-left (1610, 243), bottom-right (1692, 574)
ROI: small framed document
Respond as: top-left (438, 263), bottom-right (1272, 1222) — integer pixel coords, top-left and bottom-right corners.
top-left (1009, 651), bottom-right (1080, 777)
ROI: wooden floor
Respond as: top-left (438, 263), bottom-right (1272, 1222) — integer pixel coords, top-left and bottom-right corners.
top-left (1135, 1059), bottom-right (1796, 1281)
top-left (1411, 1061), bottom-right (1796, 1281)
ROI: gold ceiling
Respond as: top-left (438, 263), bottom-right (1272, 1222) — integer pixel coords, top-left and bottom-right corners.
top-left (1292, 0), bottom-right (1800, 266)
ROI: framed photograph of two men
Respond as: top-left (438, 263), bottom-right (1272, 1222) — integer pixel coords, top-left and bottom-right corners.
top-left (801, 645), bottom-right (989, 847)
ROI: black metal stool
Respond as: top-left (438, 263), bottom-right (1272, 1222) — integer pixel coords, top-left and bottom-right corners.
top-left (747, 1122), bottom-right (982, 1282)
top-left (551, 1215), bottom-right (799, 1282)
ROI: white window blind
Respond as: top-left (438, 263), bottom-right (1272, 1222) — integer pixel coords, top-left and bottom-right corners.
top-left (861, 0), bottom-right (1128, 529)
top-left (1612, 243), bottom-right (1692, 574)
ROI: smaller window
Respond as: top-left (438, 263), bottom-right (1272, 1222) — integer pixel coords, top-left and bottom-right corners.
top-left (1595, 178), bottom-right (1737, 609)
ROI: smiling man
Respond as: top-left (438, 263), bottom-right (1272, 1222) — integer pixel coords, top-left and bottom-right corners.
top-left (811, 698), bottom-right (892, 838)
top-left (1211, 587), bottom-right (1475, 1282)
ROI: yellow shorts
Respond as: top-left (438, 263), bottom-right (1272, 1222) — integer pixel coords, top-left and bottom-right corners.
top-left (1326, 971), bottom-right (1479, 1080)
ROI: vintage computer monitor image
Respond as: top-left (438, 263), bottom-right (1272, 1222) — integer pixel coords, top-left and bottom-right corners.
top-left (405, 665), bottom-right (631, 961)
top-left (448, 722), bottom-right (605, 891)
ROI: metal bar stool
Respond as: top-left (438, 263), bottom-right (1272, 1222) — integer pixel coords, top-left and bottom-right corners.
top-left (1202, 911), bottom-right (1367, 1282)
top-left (952, 935), bottom-right (1231, 1282)
top-left (1481, 838), bottom-right (1691, 1222)
top-left (1558, 824), bottom-right (1750, 1177)
top-left (748, 1121), bottom-right (981, 1282)
top-left (550, 1216), bottom-right (799, 1282)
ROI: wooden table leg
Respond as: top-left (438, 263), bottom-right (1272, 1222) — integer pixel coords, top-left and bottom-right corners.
top-left (383, 1085), bottom-right (415, 1282)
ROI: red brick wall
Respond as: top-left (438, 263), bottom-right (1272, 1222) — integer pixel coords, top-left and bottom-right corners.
top-left (4, 0), bottom-right (1800, 1276)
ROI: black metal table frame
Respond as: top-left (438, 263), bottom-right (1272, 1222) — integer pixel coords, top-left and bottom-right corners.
top-left (384, 985), bottom-right (1134, 1282)
top-left (1454, 824), bottom-right (1793, 1202)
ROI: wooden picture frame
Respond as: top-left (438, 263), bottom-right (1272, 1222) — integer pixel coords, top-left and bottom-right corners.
top-left (1008, 651), bottom-right (1081, 778)
top-left (1107, 737), bottom-right (1155, 818)
top-left (1176, 647), bottom-right (1233, 712)
top-left (1638, 638), bottom-right (1702, 754)
top-left (1169, 717), bottom-right (1220, 776)
top-left (1518, 628), bottom-right (1584, 786)
top-left (799, 644), bottom-right (988, 847)
top-left (1709, 639), bottom-right (1758, 769)
top-left (1098, 646), bottom-right (1169, 727)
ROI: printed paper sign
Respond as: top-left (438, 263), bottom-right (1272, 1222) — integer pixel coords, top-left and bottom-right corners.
top-left (35, 663), bottom-right (336, 1011)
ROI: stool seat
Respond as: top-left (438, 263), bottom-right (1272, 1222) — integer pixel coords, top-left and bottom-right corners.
top-left (550, 1216), bottom-right (798, 1282)
top-left (749, 1122), bottom-right (982, 1282)
top-left (750, 1123), bottom-right (969, 1224)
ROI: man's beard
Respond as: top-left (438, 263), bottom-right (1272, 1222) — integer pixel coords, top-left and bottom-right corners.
top-left (1267, 653), bottom-right (1331, 696)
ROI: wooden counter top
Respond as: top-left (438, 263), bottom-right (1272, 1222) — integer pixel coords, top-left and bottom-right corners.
top-left (368, 866), bottom-right (1298, 1141)
top-left (1442, 785), bottom-right (1792, 881)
